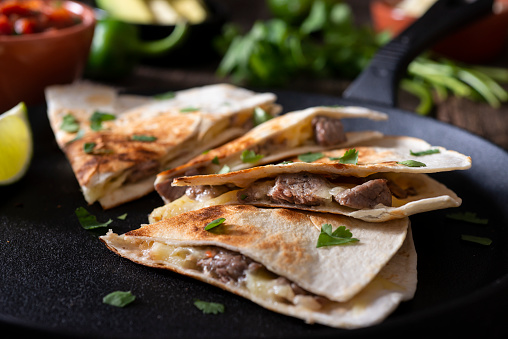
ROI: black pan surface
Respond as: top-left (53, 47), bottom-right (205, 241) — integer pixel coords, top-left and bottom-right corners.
top-left (1, 90), bottom-right (508, 339)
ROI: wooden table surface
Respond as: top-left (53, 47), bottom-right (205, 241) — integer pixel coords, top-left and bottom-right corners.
top-left (113, 0), bottom-right (508, 151)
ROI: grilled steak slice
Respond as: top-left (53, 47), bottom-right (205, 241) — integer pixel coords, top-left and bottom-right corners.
top-left (197, 249), bottom-right (261, 284)
top-left (334, 179), bottom-right (392, 209)
top-left (312, 115), bottom-right (347, 146)
top-left (185, 185), bottom-right (229, 202)
top-left (268, 173), bottom-right (331, 206)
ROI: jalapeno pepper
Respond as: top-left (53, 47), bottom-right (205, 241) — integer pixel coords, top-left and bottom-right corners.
top-left (84, 17), bottom-right (189, 80)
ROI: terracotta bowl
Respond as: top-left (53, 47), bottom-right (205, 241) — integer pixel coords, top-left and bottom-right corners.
top-left (370, 0), bottom-right (508, 63)
top-left (0, 1), bottom-right (95, 112)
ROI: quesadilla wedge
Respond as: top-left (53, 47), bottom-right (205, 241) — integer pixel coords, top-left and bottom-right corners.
top-left (154, 106), bottom-right (388, 203)
top-left (101, 205), bottom-right (415, 329)
top-left (45, 82), bottom-right (279, 209)
top-left (150, 136), bottom-right (470, 223)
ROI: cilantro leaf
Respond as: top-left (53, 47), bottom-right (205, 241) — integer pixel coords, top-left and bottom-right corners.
top-left (205, 218), bottom-right (226, 231)
top-left (194, 299), bottom-right (225, 314)
top-left (83, 142), bottom-right (113, 155)
top-left (298, 152), bottom-right (324, 163)
top-left (397, 160), bottom-right (426, 167)
top-left (241, 149), bottom-right (264, 163)
top-left (117, 213), bottom-right (128, 220)
top-left (66, 129), bottom-right (85, 145)
top-left (131, 135), bottom-right (157, 142)
top-left (60, 114), bottom-right (80, 133)
top-left (330, 148), bottom-right (358, 164)
top-left (410, 149), bottom-right (440, 156)
top-left (90, 111), bottom-right (116, 131)
top-left (153, 91), bottom-right (176, 100)
top-left (217, 165), bottom-right (230, 174)
top-left (103, 291), bottom-right (136, 307)
top-left (316, 224), bottom-right (359, 248)
top-left (180, 107), bottom-right (200, 113)
top-left (446, 212), bottom-right (488, 224)
top-left (212, 156), bottom-right (220, 165)
top-left (75, 207), bottom-right (112, 229)
top-left (461, 234), bottom-right (492, 245)
top-left (253, 107), bottom-right (273, 126)
top-left (84, 142), bottom-right (96, 154)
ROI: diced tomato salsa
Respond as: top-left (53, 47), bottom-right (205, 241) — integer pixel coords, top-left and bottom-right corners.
top-left (0, 0), bottom-right (82, 35)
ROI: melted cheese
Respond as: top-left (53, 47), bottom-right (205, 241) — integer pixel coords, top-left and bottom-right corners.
top-left (146, 240), bottom-right (326, 311)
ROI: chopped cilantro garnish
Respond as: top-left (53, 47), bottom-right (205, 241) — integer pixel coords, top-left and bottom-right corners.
top-left (103, 291), bottom-right (136, 307)
top-left (131, 135), bottom-right (157, 142)
top-left (153, 91), bottom-right (176, 100)
top-left (117, 213), bottom-right (128, 220)
top-left (84, 142), bottom-right (96, 154)
top-left (193, 299), bottom-right (225, 314)
top-left (202, 150), bottom-right (210, 154)
top-left (316, 224), bottom-right (359, 248)
top-left (240, 194), bottom-right (247, 200)
top-left (205, 218), bottom-right (226, 231)
top-left (241, 149), bottom-right (264, 163)
top-left (60, 114), bottom-right (80, 133)
top-left (410, 149), bottom-right (440, 156)
top-left (180, 107), bottom-right (200, 113)
top-left (75, 207), bottom-right (112, 229)
top-left (330, 148), bottom-right (358, 164)
top-left (212, 156), bottom-right (220, 165)
top-left (461, 234), bottom-right (492, 246)
top-left (446, 212), bottom-right (488, 224)
top-left (90, 111), bottom-right (116, 131)
top-left (397, 160), bottom-right (426, 167)
top-left (217, 165), bottom-right (230, 174)
top-left (253, 107), bottom-right (273, 126)
top-left (65, 129), bottom-right (85, 145)
top-left (298, 152), bottom-right (324, 163)
top-left (83, 142), bottom-right (113, 155)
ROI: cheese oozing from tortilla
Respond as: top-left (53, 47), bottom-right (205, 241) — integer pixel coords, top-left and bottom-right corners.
top-left (100, 227), bottom-right (417, 329)
top-left (149, 172), bottom-right (461, 223)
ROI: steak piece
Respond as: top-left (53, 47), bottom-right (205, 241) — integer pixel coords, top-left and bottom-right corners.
top-left (312, 115), bottom-right (347, 146)
top-left (154, 167), bottom-right (202, 202)
top-left (185, 185), bottom-right (229, 202)
top-left (197, 249), bottom-right (261, 284)
top-left (126, 160), bottom-right (159, 183)
top-left (268, 173), bottom-right (331, 206)
top-left (334, 179), bottom-right (392, 209)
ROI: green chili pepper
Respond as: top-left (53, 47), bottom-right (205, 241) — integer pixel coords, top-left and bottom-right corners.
top-left (85, 18), bottom-right (189, 80)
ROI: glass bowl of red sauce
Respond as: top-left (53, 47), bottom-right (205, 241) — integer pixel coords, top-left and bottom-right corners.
top-left (0, 0), bottom-right (95, 111)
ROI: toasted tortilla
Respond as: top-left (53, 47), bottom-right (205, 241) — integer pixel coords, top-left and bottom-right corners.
top-left (101, 205), bottom-right (415, 329)
top-left (155, 106), bottom-right (388, 203)
top-left (154, 136), bottom-right (469, 222)
top-left (45, 82), bottom-right (279, 209)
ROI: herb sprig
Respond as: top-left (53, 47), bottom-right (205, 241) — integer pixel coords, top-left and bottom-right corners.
top-left (215, 1), bottom-right (508, 115)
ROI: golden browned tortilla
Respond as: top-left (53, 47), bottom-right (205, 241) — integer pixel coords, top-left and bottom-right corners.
top-left (100, 205), bottom-right (416, 329)
top-left (45, 82), bottom-right (279, 209)
top-left (154, 105), bottom-right (388, 204)
top-left (150, 136), bottom-right (470, 222)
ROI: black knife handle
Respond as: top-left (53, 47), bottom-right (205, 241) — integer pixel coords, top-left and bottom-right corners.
top-left (342, 0), bottom-right (494, 108)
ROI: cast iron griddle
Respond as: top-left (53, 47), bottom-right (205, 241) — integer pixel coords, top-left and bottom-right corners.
top-left (1, 89), bottom-right (508, 339)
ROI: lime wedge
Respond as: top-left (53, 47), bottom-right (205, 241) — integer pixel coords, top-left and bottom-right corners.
top-left (0, 102), bottom-right (33, 185)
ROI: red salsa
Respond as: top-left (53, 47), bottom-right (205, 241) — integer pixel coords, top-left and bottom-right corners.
top-left (0, 0), bottom-right (82, 36)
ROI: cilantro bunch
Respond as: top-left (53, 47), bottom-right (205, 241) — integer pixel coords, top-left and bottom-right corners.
top-left (215, 1), bottom-right (508, 115)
